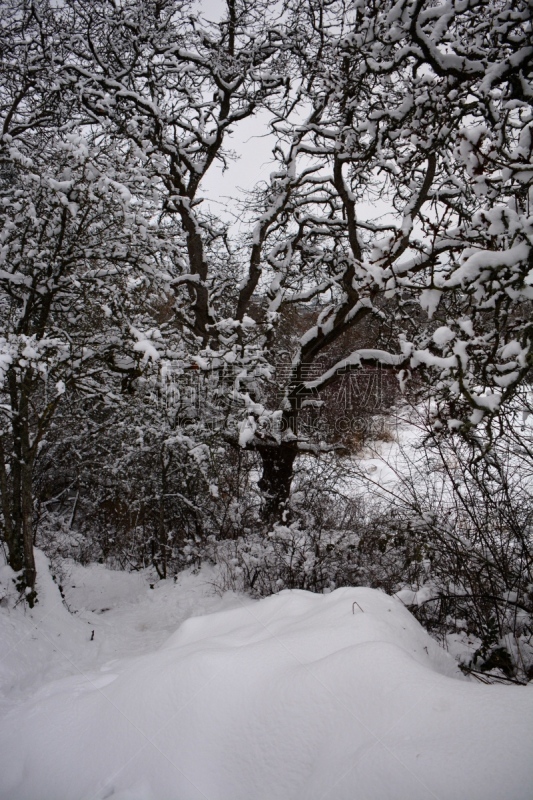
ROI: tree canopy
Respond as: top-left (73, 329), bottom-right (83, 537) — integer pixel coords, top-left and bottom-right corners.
top-left (0, 0), bottom-right (532, 595)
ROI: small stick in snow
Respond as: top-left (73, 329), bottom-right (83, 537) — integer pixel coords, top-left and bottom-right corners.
top-left (352, 601), bottom-right (364, 614)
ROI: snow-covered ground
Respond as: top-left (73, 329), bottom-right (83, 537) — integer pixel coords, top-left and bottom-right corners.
top-left (0, 550), bottom-right (532, 800)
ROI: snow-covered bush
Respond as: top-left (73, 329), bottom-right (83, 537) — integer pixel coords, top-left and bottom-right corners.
top-left (212, 523), bottom-right (363, 596)
top-left (367, 402), bottom-right (533, 683)
top-left (33, 392), bottom-right (265, 577)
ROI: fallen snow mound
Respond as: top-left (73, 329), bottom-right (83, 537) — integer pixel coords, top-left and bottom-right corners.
top-left (0, 585), bottom-right (532, 800)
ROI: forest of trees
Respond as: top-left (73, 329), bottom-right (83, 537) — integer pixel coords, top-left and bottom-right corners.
top-left (1, 0), bottom-right (532, 679)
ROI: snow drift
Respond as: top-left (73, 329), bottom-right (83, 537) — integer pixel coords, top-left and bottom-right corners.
top-left (0, 576), bottom-right (532, 800)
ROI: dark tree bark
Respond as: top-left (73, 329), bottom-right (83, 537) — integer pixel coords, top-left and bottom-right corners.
top-left (0, 369), bottom-right (38, 605)
top-left (257, 445), bottom-right (297, 525)
top-left (0, 434), bottom-right (20, 570)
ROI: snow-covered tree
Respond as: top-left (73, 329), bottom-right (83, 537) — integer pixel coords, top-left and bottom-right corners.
top-left (0, 3), bottom-right (176, 597)
top-left (0, 127), bottom-right (169, 596)
top-left (1, 0), bottom-right (532, 592)
top-left (54, 0), bottom-right (531, 518)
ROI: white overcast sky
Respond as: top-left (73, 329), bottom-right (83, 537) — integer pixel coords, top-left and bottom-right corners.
top-left (200, 110), bottom-right (277, 219)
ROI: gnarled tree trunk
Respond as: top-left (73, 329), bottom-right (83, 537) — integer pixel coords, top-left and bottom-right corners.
top-left (257, 444), bottom-right (297, 526)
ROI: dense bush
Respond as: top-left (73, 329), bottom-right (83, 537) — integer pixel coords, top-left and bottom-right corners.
top-left (203, 414), bottom-right (533, 683)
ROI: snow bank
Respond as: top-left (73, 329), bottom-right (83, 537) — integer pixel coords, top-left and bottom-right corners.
top-left (0, 583), bottom-right (532, 800)
top-left (0, 551), bottom-right (92, 715)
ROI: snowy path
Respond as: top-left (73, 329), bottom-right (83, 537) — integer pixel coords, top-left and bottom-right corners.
top-left (0, 551), bottom-right (244, 715)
